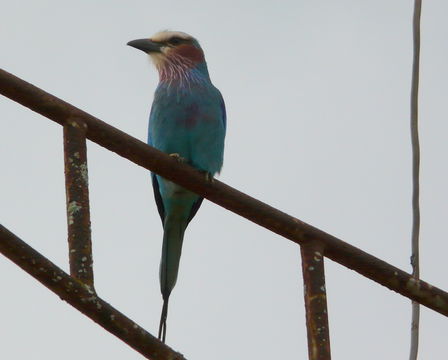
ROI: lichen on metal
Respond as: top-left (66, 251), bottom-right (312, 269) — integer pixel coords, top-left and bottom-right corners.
top-left (67, 200), bottom-right (82, 225)
top-left (79, 163), bottom-right (88, 184)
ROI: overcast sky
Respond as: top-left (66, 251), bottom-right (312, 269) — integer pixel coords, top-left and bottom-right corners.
top-left (1, 1), bottom-right (448, 359)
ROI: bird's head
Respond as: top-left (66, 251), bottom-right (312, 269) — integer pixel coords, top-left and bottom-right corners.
top-left (127, 31), bottom-right (208, 83)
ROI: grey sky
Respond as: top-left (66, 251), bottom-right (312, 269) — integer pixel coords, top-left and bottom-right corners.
top-left (1, 1), bottom-right (448, 359)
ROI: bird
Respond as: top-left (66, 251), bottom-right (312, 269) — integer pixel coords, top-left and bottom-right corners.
top-left (127, 31), bottom-right (226, 342)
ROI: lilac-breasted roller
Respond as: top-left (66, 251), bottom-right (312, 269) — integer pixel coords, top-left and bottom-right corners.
top-left (127, 31), bottom-right (226, 342)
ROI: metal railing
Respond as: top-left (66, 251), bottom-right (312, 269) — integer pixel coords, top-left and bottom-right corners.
top-left (1, 68), bottom-right (446, 360)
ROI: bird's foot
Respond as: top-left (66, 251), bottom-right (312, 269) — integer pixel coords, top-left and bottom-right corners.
top-left (169, 153), bottom-right (185, 163)
top-left (202, 171), bottom-right (215, 184)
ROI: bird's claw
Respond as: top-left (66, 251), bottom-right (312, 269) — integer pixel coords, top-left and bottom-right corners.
top-left (169, 153), bottom-right (185, 163)
top-left (203, 171), bottom-right (214, 183)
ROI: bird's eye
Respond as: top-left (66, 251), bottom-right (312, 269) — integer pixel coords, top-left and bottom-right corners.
top-left (168, 37), bottom-right (182, 46)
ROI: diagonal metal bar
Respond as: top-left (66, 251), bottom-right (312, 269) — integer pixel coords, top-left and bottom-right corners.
top-left (63, 119), bottom-right (94, 287)
top-left (0, 224), bottom-right (186, 360)
top-left (301, 243), bottom-right (331, 360)
top-left (1, 68), bottom-right (448, 317)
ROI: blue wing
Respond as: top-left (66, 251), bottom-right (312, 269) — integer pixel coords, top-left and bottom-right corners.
top-left (219, 92), bottom-right (227, 130)
top-left (151, 173), bottom-right (165, 223)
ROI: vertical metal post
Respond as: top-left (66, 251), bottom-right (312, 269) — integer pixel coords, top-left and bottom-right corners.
top-left (301, 243), bottom-right (331, 360)
top-left (63, 118), bottom-right (94, 288)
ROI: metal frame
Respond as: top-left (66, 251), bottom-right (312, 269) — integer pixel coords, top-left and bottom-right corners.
top-left (1, 68), bottom-right (447, 359)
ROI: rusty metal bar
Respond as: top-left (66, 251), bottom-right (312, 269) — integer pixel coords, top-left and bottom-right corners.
top-left (63, 119), bottom-right (94, 287)
top-left (1, 69), bottom-right (448, 317)
top-left (301, 243), bottom-right (331, 360)
top-left (0, 224), bottom-right (186, 360)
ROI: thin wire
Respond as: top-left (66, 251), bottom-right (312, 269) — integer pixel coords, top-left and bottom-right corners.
top-left (409, 1), bottom-right (422, 359)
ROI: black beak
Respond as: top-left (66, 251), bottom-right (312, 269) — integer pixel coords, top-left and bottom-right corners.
top-left (127, 39), bottom-right (162, 54)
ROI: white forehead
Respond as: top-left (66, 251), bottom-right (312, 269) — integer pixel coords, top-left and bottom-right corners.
top-left (150, 31), bottom-right (193, 43)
